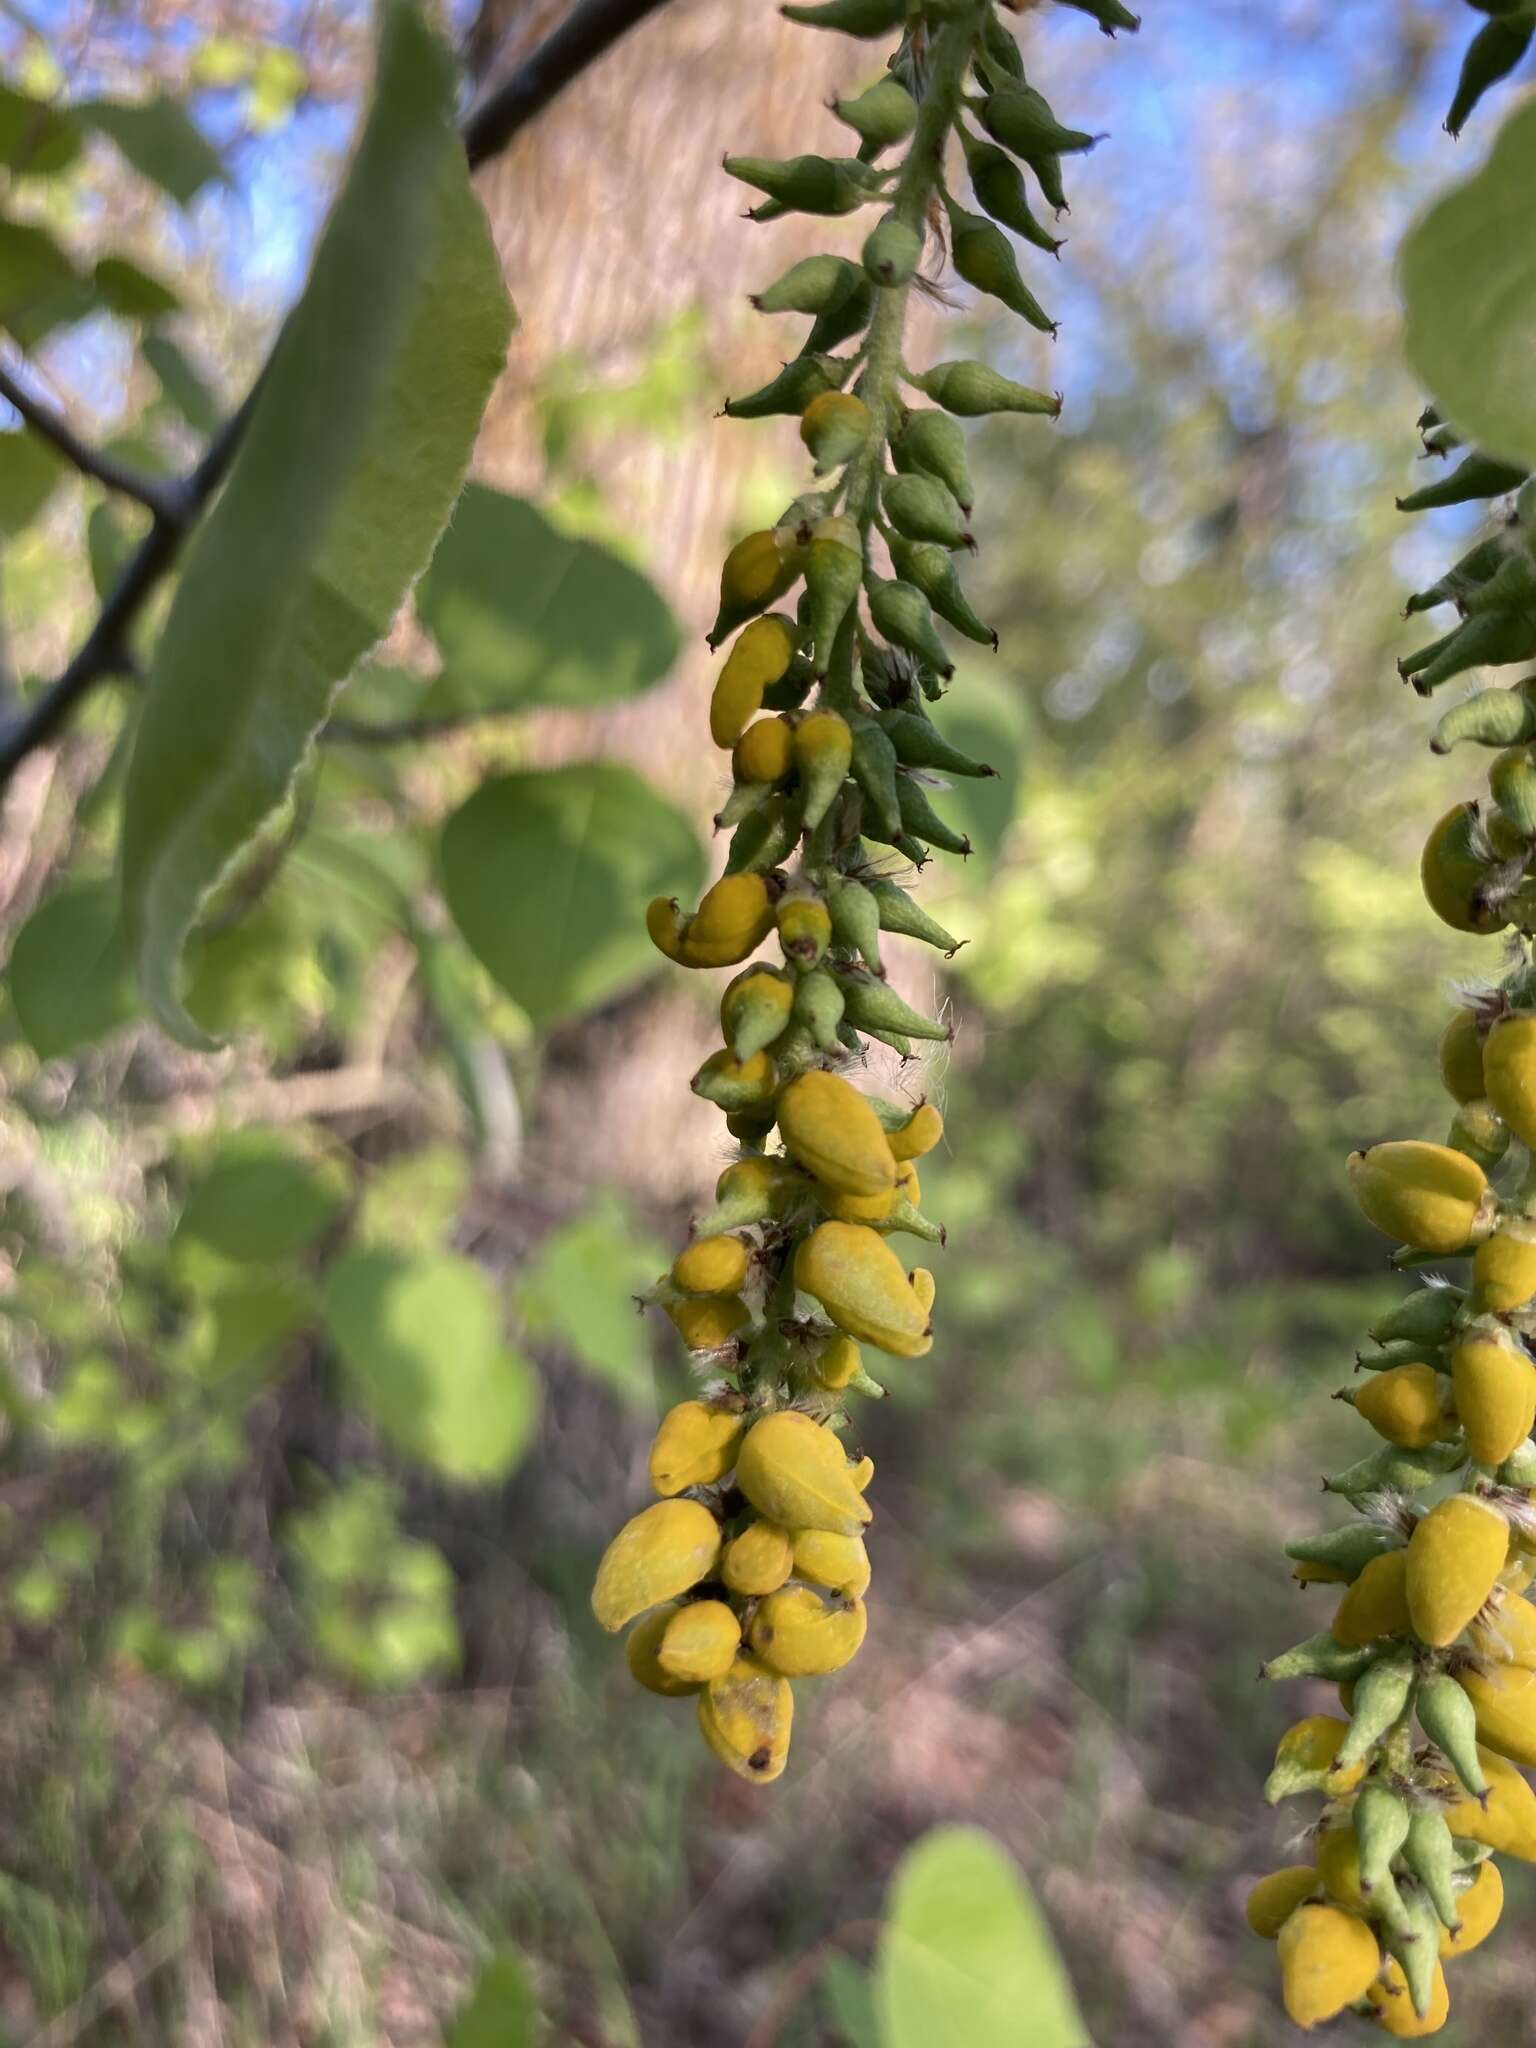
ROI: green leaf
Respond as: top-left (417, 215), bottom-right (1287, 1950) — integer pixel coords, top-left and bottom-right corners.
top-left (0, 428), bottom-right (66, 536)
top-left (323, 1248), bottom-right (538, 1483)
top-left (92, 255), bottom-right (180, 321)
top-left (821, 1956), bottom-right (880, 2048)
top-left (142, 334), bottom-right (220, 434)
top-left (0, 215), bottom-right (84, 345)
top-left (176, 1137), bottom-right (350, 1262)
top-left (80, 95), bottom-right (225, 205)
top-left (440, 764), bottom-right (704, 1030)
top-left (416, 484), bottom-right (680, 711)
top-left (8, 878), bottom-right (139, 1059)
top-left (355, 1146), bottom-right (471, 1253)
top-left (875, 1829), bottom-right (1088, 2048)
top-left (1401, 97), bottom-right (1536, 468)
top-left (88, 501), bottom-right (136, 599)
top-left (517, 1194), bottom-right (664, 1406)
top-left (447, 1950), bottom-right (540, 2048)
top-left (118, 0), bottom-right (513, 1044)
top-left (0, 86), bottom-right (81, 176)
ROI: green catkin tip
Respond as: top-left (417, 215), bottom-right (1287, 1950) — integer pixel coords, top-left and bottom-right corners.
top-left (1396, 450), bottom-right (1528, 514)
top-left (1446, 14), bottom-right (1535, 136)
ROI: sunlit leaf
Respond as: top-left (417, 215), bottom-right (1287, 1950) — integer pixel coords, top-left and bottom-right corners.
top-left (142, 333), bottom-right (220, 434)
top-left (119, 0), bottom-right (513, 1043)
top-left (8, 878), bottom-right (139, 1060)
top-left (176, 1137), bottom-right (350, 1263)
top-left (440, 764), bottom-right (704, 1030)
top-left (875, 1828), bottom-right (1088, 2048)
top-left (416, 484), bottom-right (680, 711)
top-left (447, 1950), bottom-right (540, 2048)
top-left (0, 215), bottom-right (83, 344)
top-left (323, 1248), bottom-right (538, 1482)
top-left (1401, 96), bottom-right (1536, 468)
top-left (0, 428), bottom-right (66, 536)
top-left (93, 255), bottom-right (180, 321)
top-left (0, 86), bottom-right (80, 176)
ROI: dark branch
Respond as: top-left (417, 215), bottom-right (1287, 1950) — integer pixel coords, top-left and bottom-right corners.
top-left (461, 0), bottom-right (673, 171)
top-left (0, 0), bottom-right (674, 789)
top-left (0, 362), bottom-right (186, 521)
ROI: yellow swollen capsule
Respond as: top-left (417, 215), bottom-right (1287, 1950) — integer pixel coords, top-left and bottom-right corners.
top-left (658, 1599), bottom-right (742, 1684)
top-left (792, 709), bottom-right (854, 830)
top-left (1457, 1661), bottom-right (1536, 1768)
top-left (1420, 802), bottom-right (1506, 935)
top-left (591, 1499), bottom-right (723, 1632)
top-left (1314, 1826), bottom-right (1367, 1914)
top-left (710, 614), bottom-right (798, 746)
top-left (696, 1655), bottom-right (793, 1782)
top-left (712, 537), bottom-right (797, 649)
top-left (1438, 1009), bottom-right (1487, 1104)
top-left (1443, 1745), bottom-right (1536, 1858)
top-left (647, 1400), bottom-right (746, 1496)
top-left (776, 893), bottom-right (834, 965)
top-left (1474, 1217), bottom-right (1536, 1313)
top-left (1354, 1364), bottom-right (1453, 1451)
top-left (1484, 1011), bottom-right (1536, 1149)
top-left (1407, 1494), bottom-right (1510, 1648)
top-left (1271, 1714), bottom-right (1365, 1789)
top-left (735, 1410), bottom-right (872, 1536)
top-left (1440, 1857), bottom-right (1502, 1956)
top-left (748, 1586), bottom-right (867, 1675)
top-left (672, 1236), bottom-right (751, 1297)
top-left (1244, 1866), bottom-right (1318, 1939)
top-left (1452, 1331), bottom-right (1536, 1465)
top-left (776, 1070), bottom-right (898, 1198)
top-left (794, 1220), bottom-right (934, 1357)
top-left (625, 1605), bottom-right (704, 1696)
top-left (721, 1518), bottom-right (794, 1597)
top-left (1332, 1548), bottom-right (1411, 1647)
top-left (1276, 1903), bottom-right (1381, 2029)
top-left (1366, 1958), bottom-right (1450, 2038)
top-left (813, 1333), bottom-right (863, 1390)
top-left (1346, 1141), bottom-right (1492, 1255)
top-left (685, 872), bottom-right (776, 968)
top-left (1471, 1586), bottom-right (1536, 1666)
top-left (733, 715), bottom-right (796, 788)
top-left (888, 1101), bottom-right (944, 1161)
top-left (665, 1295), bottom-right (750, 1352)
top-left (791, 1527), bottom-right (871, 1599)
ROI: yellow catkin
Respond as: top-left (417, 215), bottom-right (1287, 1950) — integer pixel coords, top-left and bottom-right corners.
top-left (1452, 1333), bottom-right (1536, 1465)
top-left (696, 1656), bottom-right (793, 1783)
top-left (591, 1500), bottom-right (722, 1633)
top-left (1345, 1140), bottom-right (1490, 1254)
top-left (793, 1220), bottom-right (934, 1356)
top-left (647, 1401), bottom-right (746, 1496)
top-left (1354, 1363), bottom-right (1452, 1450)
top-left (1276, 1903), bottom-right (1380, 2029)
top-left (1333, 1549), bottom-right (1412, 1646)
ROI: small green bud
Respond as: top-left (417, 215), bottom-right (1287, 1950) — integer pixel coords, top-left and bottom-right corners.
top-left (912, 359), bottom-right (1060, 418)
top-left (1056, 0), bottom-right (1141, 31)
top-left (1399, 608), bottom-right (1536, 696)
top-left (834, 75), bottom-right (919, 154)
top-left (836, 966), bottom-right (951, 1043)
top-left (1259, 1631), bottom-right (1378, 1683)
top-left (1491, 744), bottom-right (1536, 835)
top-left (1339, 1654), bottom-right (1417, 1771)
top-left (826, 876), bottom-right (883, 970)
top-left (892, 408), bottom-right (974, 511)
top-left (960, 131), bottom-right (1065, 254)
top-left (867, 576), bottom-right (954, 677)
top-left (1416, 1669), bottom-right (1488, 1799)
top-left (1402, 1806), bottom-right (1463, 1933)
top-left (867, 877), bottom-right (962, 953)
top-left (800, 390), bottom-right (873, 474)
top-left (981, 82), bottom-right (1102, 160)
top-left (882, 472), bottom-right (973, 549)
top-left (724, 353), bottom-right (850, 420)
top-left (1383, 1886), bottom-right (1445, 2023)
top-left (1431, 675), bottom-right (1536, 753)
top-left (725, 152), bottom-right (880, 217)
top-left (1396, 450), bottom-right (1527, 514)
top-left (781, 0), bottom-right (908, 34)
top-left (887, 537), bottom-right (997, 645)
top-left (804, 520), bottom-right (865, 673)
top-left (751, 253), bottom-right (862, 316)
top-left (725, 791), bottom-right (801, 875)
top-left (1367, 1284), bottom-right (1464, 1347)
top-left (793, 966), bottom-right (847, 1053)
top-left (848, 720), bottom-right (904, 841)
top-left (863, 211), bottom-right (924, 287)
top-left (895, 774), bottom-right (972, 858)
top-left (1283, 1523), bottom-right (1401, 1577)
top-left (878, 707), bottom-right (995, 778)
top-left (946, 200), bottom-right (1057, 333)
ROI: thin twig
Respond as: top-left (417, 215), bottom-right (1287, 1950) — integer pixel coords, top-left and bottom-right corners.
top-left (0, 0), bottom-right (675, 789)
top-left (0, 361), bottom-right (185, 520)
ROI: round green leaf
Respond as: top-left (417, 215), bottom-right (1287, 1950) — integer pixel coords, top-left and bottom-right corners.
top-left (8, 878), bottom-right (139, 1060)
top-left (440, 763), bottom-right (704, 1030)
top-left (448, 1951), bottom-right (539, 2048)
top-left (876, 1828), bottom-right (1088, 2048)
top-left (176, 1138), bottom-right (349, 1262)
top-left (323, 1248), bottom-right (538, 1482)
top-left (417, 483), bottom-right (680, 710)
top-left (1401, 97), bottom-right (1536, 467)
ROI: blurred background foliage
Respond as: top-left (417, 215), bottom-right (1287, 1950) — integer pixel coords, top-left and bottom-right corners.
top-left (0, 0), bottom-right (1528, 2043)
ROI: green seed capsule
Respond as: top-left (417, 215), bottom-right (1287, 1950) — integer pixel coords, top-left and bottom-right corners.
top-left (751, 253), bottom-right (863, 316)
top-left (836, 967), bottom-right (951, 1045)
top-left (1367, 1285), bottom-right (1464, 1347)
top-left (959, 131), bottom-right (1064, 254)
top-left (978, 6), bottom-right (1024, 75)
top-left (863, 211), bottom-right (924, 287)
top-left (827, 876), bottom-right (882, 970)
top-left (1491, 745), bottom-right (1536, 836)
top-left (1030, 151), bottom-right (1070, 215)
top-left (805, 275), bottom-right (875, 354)
top-left (878, 708), bottom-right (995, 778)
top-left (793, 966), bottom-right (847, 1054)
top-left (1403, 1806), bottom-right (1463, 1933)
top-left (834, 75), bottom-right (919, 154)
top-left (1396, 450), bottom-right (1528, 514)
top-left (1431, 676), bottom-right (1536, 753)
top-left (1359, 1336), bottom-right (1449, 1371)
top-left (1338, 1652), bottom-right (1417, 1769)
top-left (805, 522), bottom-right (865, 673)
top-left (896, 774), bottom-right (972, 857)
top-left (1417, 1669), bottom-right (1489, 1800)
top-left (981, 82), bottom-right (1101, 159)
top-left (1406, 533), bottom-right (1508, 617)
top-left (1401, 607), bottom-right (1536, 696)
top-left (781, 0), bottom-right (908, 34)
top-left (1260, 1631), bottom-right (1379, 1683)
top-left (1383, 1887), bottom-right (1445, 2024)
top-left (1447, 14), bottom-right (1535, 135)
top-left (882, 473), bottom-right (972, 549)
top-left (946, 201), bottom-right (1057, 333)
top-left (868, 877), bottom-right (962, 953)
top-left (867, 577), bottom-right (954, 677)
top-left (724, 153), bottom-right (880, 217)
top-left (724, 353), bottom-right (849, 421)
top-left (726, 791), bottom-right (801, 875)
top-left (892, 409), bottom-right (975, 512)
top-left (1284, 1524), bottom-right (1402, 1578)
top-left (1447, 1097), bottom-right (1510, 1172)
top-left (849, 721), bottom-right (904, 841)
top-left (1057, 0), bottom-right (1141, 31)
top-left (887, 537), bottom-right (997, 646)
top-left (912, 359), bottom-right (1060, 419)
